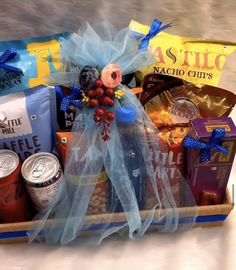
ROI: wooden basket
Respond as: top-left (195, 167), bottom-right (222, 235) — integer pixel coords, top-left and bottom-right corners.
top-left (0, 191), bottom-right (233, 244)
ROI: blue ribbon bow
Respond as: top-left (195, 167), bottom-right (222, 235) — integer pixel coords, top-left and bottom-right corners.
top-left (184, 129), bottom-right (229, 163)
top-left (139, 19), bottom-right (172, 52)
top-left (55, 85), bottom-right (83, 112)
top-left (0, 48), bottom-right (23, 74)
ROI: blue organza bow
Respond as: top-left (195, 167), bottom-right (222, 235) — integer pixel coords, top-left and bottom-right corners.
top-left (184, 129), bottom-right (229, 163)
top-left (55, 85), bottom-right (83, 112)
top-left (0, 48), bottom-right (22, 73)
top-left (139, 19), bottom-right (172, 51)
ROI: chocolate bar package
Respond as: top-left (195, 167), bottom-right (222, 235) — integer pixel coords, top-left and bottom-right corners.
top-left (185, 118), bottom-right (236, 205)
top-left (55, 86), bottom-right (83, 131)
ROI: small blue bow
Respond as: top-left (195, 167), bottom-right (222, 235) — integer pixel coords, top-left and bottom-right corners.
top-left (139, 19), bottom-right (172, 52)
top-left (184, 129), bottom-right (229, 163)
top-left (0, 48), bottom-right (23, 74)
top-left (55, 85), bottom-right (83, 112)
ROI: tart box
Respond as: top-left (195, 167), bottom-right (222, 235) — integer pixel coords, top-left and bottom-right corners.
top-left (186, 117), bottom-right (236, 205)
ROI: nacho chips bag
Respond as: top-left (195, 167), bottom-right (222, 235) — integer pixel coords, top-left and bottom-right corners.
top-left (129, 20), bottom-right (236, 87)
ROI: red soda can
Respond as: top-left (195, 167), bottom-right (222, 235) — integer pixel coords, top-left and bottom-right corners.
top-left (0, 149), bottom-right (31, 223)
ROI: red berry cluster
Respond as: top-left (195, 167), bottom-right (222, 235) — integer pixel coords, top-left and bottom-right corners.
top-left (94, 108), bottom-right (116, 123)
top-left (86, 80), bottom-right (116, 141)
top-left (87, 80), bottom-right (115, 108)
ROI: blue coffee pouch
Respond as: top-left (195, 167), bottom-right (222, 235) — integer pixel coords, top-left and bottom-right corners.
top-left (0, 85), bottom-right (57, 161)
top-left (0, 33), bottom-right (69, 96)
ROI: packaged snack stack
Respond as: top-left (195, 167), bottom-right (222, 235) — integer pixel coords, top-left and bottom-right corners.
top-left (140, 73), bottom-right (236, 207)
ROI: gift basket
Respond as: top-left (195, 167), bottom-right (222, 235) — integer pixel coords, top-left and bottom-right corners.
top-left (0, 19), bottom-right (235, 245)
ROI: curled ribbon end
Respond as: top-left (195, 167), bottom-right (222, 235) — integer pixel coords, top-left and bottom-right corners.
top-left (139, 18), bottom-right (172, 51)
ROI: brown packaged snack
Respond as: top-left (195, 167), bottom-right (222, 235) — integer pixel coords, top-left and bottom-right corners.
top-left (56, 132), bottom-right (109, 215)
top-left (143, 74), bottom-right (236, 128)
top-left (158, 126), bottom-right (188, 147)
top-left (56, 132), bottom-right (73, 167)
top-left (139, 73), bottom-right (183, 105)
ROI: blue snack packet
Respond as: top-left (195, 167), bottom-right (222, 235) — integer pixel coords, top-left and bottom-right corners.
top-left (0, 33), bottom-right (69, 96)
top-left (0, 85), bottom-right (57, 161)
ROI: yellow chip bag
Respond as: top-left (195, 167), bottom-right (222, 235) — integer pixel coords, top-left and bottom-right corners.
top-left (129, 20), bottom-right (236, 87)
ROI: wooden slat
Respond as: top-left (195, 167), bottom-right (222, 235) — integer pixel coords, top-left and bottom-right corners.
top-left (0, 191), bottom-right (233, 234)
top-left (0, 221), bottom-right (227, 244)
top-left (195, 222), bottom-right (224, 228)
top-left (0, 237), bottom-right (28, 244)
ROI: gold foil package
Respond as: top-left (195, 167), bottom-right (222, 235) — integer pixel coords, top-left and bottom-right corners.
top-left (144, 78), bottom-right (236, 128)
top-left (158, 127), bottom-right (188, 147)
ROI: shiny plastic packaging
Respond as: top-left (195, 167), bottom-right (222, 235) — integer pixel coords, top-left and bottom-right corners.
top-left (0, 33), bottom-right (69, 96)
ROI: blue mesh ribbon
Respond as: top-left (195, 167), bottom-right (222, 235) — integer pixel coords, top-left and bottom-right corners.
top-left (55, 85), bottom-right (83, 112)
top-left (184, 129), bottom-right (229, 163)
top-left (139, 19), bottom-right (172, 52)
top-left (0, 48), bottom-right (23, 74)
